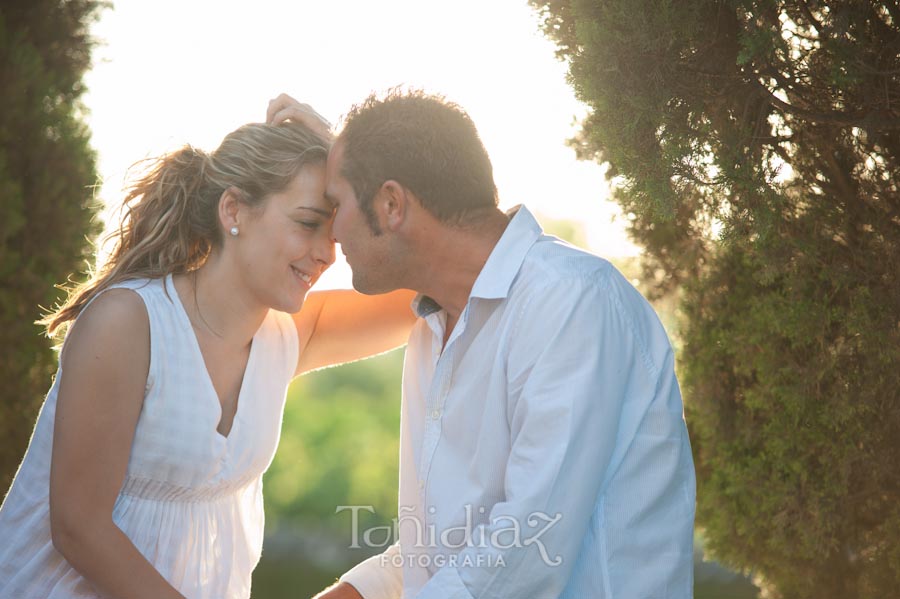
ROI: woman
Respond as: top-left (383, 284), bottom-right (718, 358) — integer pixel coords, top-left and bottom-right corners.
top-left (0, 101), bottom-right (415, 598)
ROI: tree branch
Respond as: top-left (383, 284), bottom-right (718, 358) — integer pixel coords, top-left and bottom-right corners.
top-left (755, 81), bottom-right (900, 129)
top-left (797, 0), bottom-right (824, 36)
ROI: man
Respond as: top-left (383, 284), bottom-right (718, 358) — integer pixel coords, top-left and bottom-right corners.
top-left (268, 91), bottom-right (696, 598)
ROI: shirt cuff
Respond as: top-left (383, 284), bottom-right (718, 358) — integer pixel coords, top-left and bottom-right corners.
top-left (415, 566), bottom-right (475, 599)
top-left (339, 546), bottom-right (403, 599)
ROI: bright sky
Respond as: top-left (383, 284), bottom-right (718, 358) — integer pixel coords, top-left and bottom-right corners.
top-left (83, 0), bottom-right (638, 288)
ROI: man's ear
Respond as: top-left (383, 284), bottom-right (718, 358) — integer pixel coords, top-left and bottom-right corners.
top-left (373, 180), bottom-right (411, 232)
top-left (217, 187), bottom-right (245, 235)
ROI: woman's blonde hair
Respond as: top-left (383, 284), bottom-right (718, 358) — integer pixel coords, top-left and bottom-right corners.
top-left (41, 121), bottom-right (329, 335)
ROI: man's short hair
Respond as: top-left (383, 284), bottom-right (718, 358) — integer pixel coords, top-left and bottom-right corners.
top-left (339, 88), bottom-right (499, 233)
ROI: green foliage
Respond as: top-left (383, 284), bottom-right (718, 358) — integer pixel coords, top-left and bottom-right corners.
top-left (532, 1), bottom-right (900, 597)
top-left (538, 213), bottom-right (592, 249)
top-left (251, 555), bottom-right (339, 599)
top-left (0, 0), bottom-right (106, 493)
top-left (255, 351), bottom-right (404, 596)
top-left (263, 350), bottom-right (404, 536)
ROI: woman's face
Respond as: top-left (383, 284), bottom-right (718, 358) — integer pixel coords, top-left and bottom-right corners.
top-left (234, 162), bottom-right (335, 313)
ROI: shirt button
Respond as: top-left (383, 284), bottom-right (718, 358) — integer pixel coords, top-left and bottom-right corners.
top-left (431, 409), bottom-right (441, 419)
top-left (418, 480), bottom-right (425, 490)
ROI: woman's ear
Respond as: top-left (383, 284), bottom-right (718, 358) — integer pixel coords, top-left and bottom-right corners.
top-left (218, 187), bottom-right (244, 236)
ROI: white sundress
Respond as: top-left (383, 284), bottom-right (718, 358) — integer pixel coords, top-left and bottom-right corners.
top-left (0, 274), bottom-right (299, 598)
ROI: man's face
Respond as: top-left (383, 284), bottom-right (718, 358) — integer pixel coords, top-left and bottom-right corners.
top-left (325, 141), bottom-right (393, 294)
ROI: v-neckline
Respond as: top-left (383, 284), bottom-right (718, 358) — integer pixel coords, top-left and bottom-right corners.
top-left (166, 273), bottom-right (261, 442)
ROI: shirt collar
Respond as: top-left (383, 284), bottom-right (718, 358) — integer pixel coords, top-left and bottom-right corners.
top-left (411, 204), bottom-right (543, 316)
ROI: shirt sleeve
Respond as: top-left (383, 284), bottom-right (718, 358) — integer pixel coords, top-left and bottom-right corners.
top-left (339, 542), bottom-right (403, 599)
top-left (416, 275), bottom-right (658, 598)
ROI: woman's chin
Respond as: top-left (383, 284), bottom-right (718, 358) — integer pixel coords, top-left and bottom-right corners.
top-left (291, 291), bottom-right (310, 313)
top-left (272, 290), bottom-right (309, 315)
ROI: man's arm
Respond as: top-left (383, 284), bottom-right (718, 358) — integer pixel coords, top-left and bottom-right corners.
top-left (317, 542), bottom-right (403, 599)
top-left (314, 582), bottom-right (363, 599)
top-left (416, 276), bottom-right (658, 598)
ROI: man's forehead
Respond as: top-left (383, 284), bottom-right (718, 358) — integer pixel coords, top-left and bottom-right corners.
top-left (325, 139), bottom-right (345, 174)
top-left (324, 141), bottom-right (349, 202)
top-left (324, 161), bottom-right (341, 205)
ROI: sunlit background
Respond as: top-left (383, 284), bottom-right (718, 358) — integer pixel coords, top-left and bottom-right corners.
top-left (83, 0), bottom-right (638, 292)
top-left (79, 2), bottom-right (756, 597)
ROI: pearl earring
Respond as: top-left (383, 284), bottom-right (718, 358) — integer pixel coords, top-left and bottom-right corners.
top-left (230, 226), bottom-right (239, 237)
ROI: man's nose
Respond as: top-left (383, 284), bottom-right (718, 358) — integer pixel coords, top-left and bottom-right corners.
top-left (330, 218), bottom-right (342, 246)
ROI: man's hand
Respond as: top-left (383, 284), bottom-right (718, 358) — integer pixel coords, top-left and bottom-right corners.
top-left (312, 581), bottom-right (364, 599)
top-left (266, 93), bottom-right (334, 141)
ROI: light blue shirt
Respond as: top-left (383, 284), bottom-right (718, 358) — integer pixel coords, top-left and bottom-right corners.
top-left (341, 205), bottom-right (695, 598)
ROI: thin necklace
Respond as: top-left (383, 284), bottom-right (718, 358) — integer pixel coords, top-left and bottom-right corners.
top-left (191, 270), bottom-right (224, 339)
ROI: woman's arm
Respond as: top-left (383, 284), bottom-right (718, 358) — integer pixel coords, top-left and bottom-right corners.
top-left (292, 289), bottom-right (418, 376)
top-left (50, 289), bottom-right (185, 599)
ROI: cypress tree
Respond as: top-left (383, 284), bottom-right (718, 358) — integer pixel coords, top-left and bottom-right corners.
top-left (532, 1), bottom-right (900, 596)
top-left (1, 0), bottom-right (106, 492)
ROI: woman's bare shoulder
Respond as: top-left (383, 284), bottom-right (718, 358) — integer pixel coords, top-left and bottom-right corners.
top-left (60, 287), bottom-right (150, 368)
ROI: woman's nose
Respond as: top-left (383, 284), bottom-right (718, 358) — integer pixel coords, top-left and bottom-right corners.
top-left (314, 229), bottom-right (336, 267)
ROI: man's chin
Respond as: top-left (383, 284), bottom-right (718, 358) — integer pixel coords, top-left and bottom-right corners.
top-left (351, 273), bottom-right (393, 296)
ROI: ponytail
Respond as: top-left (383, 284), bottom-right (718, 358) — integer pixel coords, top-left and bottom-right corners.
top-left (40, 145), bottom-right (218, 335)
top-left (39, 121), bottom-right (329, 336)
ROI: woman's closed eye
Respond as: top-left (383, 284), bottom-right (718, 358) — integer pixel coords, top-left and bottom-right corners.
top-left (296, 219), bottom-right (322, 231)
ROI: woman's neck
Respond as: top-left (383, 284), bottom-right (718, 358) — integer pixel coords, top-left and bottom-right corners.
top-left (175, 254), bottom-right (267, 348)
